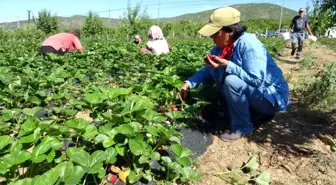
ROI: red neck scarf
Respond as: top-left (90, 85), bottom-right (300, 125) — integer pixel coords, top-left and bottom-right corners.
top-left (221, 43), bottom-right (234, 60)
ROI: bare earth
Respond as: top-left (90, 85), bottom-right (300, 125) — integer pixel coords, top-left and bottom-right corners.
top-left (193, 44), bottom-right (336, 185)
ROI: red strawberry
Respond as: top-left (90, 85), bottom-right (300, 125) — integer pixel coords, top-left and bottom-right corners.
top-left (109, 174), bottom-right (118, 183)
top-left (171, 105), bottom-right (177, 111)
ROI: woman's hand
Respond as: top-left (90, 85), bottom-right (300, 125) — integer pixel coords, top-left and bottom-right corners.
top-left (204, 55), bottom-right (229, 68)
top-left (178, 83), bottom-right (189, 102)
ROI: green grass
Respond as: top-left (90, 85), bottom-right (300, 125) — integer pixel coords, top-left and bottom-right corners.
top-left (300, 54), bottom-right (316, 69)
top-left (319, 38), bottom-right (336, 50)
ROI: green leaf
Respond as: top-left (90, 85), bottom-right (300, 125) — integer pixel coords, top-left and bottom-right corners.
top-left (20, 117), bottom-right (38, 135)
top-left (32, 136), bottom-right (62, 163)
top-left (83, 124), bottom-right (98, 140)
top-left (63, 109), bottom-right (77, 116)
top-left (18, 128), bottom-right (41, 144)
top-left (129, 139), bottom-right (143, 156)
top-left (171, 143), bottom-right (192, 158)
top-left (145, 125), bottom-right (159, 137)
top-left (120, 96), bottom-right (154, 115)
top-left (36, 90), bottom-right (46, 97)
top-left (65, 165), bottom-right (85, 185)
top-left (138, 156), bottom-right (149, 164)
top-left (166, 111), bottom-right (185, 120)
top-left (180, 166), bottom-right (193, 182)
top-left (131, 96), bottom-right (154, 111)
top-left (52, 107), bottom-right (62, 113)
top-left (141, 109), bottom-right (165, 122)
top-left (46, 149), bottom-right (56, 163)
top-left (191, 171), bottom-right (201, 180)
top-left (142, 174), bottom-right (152, 182)
top-left (163, 75), bottom-right (183, 88)
top-left (89, 150), bottom-right (107, 167)
top-left (65, 118), bottom-right (89, 131)
top-left (28, 96), bottom-right (41, 105)
top-left (0, 135), bottom-right (12, 150)
top-left (115, 124), bottom-right (134, 136)
top-left (128, 171), bottom-right (141, 184)
top-left (103, 137), bottom-right (115, 148)
top-left (105, 87), bottom-right (132, 100)
top-left (177, 157), bottom-right (192, 167)
top-left (32, 161), bottom-right (62, 185)
top-left (54, 154), bottom-right (66, 163)
top-left (8, 178), bottom-right (33, 185)
top-left (0, 73), bottom-right (13, 85)
top-left (1, 111), bottom-right (13, 121)
top-left (161, 156), bottom-right (172, 166)
top-left (23, 107), bottom-right (41, 116)
top-left (169, 136), bottom-right (181, 144)
top-left (94, 134), bottom-right (109, 144)
top-left (2, 144), bottom-right (31, 167)
top-left (128, 122), bottom-right (141, 134)
top-left (84, 92), bottom-right (105, 105)
top-left (94, 133), bottom-right (115, 148)
top-left (243, 155), bottom-right (259, 173)
top-left (98, 167), bottom-right (106, 179)
top-left (150, 151), bottom-right (161, 161)
top-left (180, 147), bottom-right (192, 158)
top-left (170, 144), bottom-right (182, 156)
top-left (254, 171), bottom-right (271, 185)
top-left (88, 162), bottom-right (104, 174)
top-left (66, 147), bottom-right (89, 168)
top-left (57, 162), bottom-right (85, 184)
top-left (115, 144), bottom-right (125, 157)
top-left (105, 147), bottom-right (117, 164)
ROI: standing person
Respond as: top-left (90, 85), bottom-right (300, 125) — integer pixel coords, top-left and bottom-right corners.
top-left (289, 8), bottom-right (313, 58)
top-left (178, 7), bottom-right (289, 141)
top-left (133, 35), bottom-right (142, 45)
top-left (41, 30), bottom-right (84, 56)
top-left (140, 25), bottom-right (172, 55)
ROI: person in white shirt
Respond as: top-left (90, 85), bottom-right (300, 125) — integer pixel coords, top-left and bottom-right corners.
top-left (140, 25), bottom-right (172, 55)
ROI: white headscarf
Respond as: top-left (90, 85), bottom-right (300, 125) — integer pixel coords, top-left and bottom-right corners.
top-left (148, 25), bottom-right (164, 40)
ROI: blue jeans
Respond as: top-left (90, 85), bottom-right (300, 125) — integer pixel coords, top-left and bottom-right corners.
top-left (292, 32), bottom-right (305, 43)
top-left (291, 32), bottom-right (305, 54)
top-left (221, 75), bottom-right (278, 134)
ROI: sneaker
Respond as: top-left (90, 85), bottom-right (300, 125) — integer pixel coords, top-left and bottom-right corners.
top-left (296, 52), bottom-right (301, 59)
top-left (291, 50), bottom-right (295, 56)
top-left (219, 131), bottom-right (244, 142)
top-left (253, 114), bottom-right (275, 129)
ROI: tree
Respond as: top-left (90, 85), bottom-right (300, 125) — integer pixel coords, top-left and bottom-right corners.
top-left (307, 0), bottom-right (336, 36)
top-left (36, 9), bottom-right (59, 35)
top-left (161, 22), bottom-right (173, 38)
top-left (120, 1), bottom-right (154, 39)
top-left (82, 11), bottom-right (105, 37)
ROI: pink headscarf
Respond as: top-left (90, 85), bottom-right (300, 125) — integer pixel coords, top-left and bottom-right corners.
top-left (148, 25), bottom-right (164, 40)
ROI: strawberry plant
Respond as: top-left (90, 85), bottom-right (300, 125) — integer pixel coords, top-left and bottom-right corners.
top-left (0, 39), bottom-right (209, 185)
top-left (0, 37), bottom-right (283, 184)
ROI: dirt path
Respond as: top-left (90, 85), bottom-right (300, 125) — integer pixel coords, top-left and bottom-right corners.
top-left (194, 44), bottom-right (336, 185)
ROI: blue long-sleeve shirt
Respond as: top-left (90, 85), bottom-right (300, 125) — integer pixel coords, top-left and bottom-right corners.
top-left (186, 33), bottom-right (290, 111)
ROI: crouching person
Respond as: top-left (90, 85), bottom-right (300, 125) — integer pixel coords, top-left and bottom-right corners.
top-left (179, 7), bottom-right (290, 141)
top-left (41, 30), bottom-right (84, 56)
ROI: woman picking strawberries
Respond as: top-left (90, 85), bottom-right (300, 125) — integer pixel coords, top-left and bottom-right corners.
top-left (179, 7), bottom-right (290, 141)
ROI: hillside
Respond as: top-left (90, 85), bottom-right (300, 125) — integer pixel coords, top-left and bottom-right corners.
top-left (0, 3), bottom-right (296, 29)
top-left (161, 3), bottom-right (297, 23)
top-left (0, 15), bottom-right (120, 30)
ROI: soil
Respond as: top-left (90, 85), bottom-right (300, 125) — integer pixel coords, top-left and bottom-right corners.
top-left (193, 44), bottom-right (336, 185)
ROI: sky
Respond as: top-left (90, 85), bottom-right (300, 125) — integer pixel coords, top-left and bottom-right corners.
top-left (0, 0), bottom-right (310, 23)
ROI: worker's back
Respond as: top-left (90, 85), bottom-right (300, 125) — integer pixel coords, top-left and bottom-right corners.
top-left (42, 33), bottom-right (80, 52)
